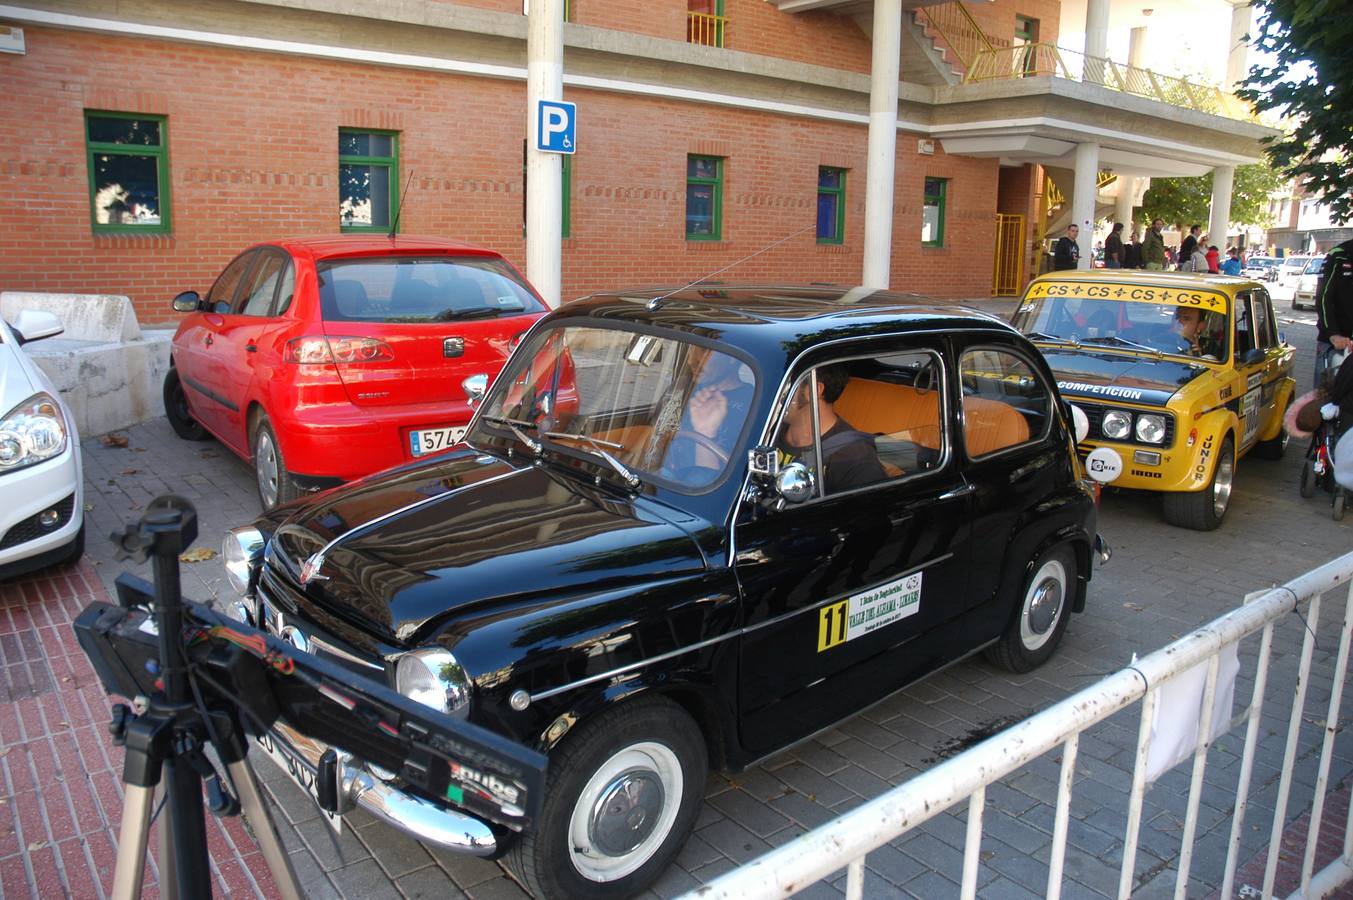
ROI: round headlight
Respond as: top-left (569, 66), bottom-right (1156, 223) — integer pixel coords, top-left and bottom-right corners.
top-left (396, 650), bottom-right (472, 719)
top-left (1135, 414), bottom-right (1167, 444)
top-left (1102, 410), bottom-right (1132, 440)
top-left (222, 527), bottom-right (265, 596)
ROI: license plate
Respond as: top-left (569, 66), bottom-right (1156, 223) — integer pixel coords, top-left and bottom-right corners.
top-left (410, 426), bottom-right (467, 458)
top-left (254, 731), bottom-right (342, 833)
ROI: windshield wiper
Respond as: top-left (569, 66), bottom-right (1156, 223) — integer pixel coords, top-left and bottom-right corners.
top-left (1024, 330), bottom-right (1073, 344)
top-left (1081, 335), bottom-right (1161, 355)
top-left (481, 415), bottom-right (541, 454)
top-left (437, 307), bottom-right (504, 321)
top-left (542, 431), bottom-right (641, 489)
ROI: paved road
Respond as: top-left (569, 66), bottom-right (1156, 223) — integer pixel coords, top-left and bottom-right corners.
top-left (75, 286), bottom-right (1353, 899)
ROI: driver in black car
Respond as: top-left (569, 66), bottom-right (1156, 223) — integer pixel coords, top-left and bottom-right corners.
top-left (672, 351), bottom-right (755, 472)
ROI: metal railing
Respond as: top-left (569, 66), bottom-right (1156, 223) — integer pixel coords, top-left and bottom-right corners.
top-left (992, 213), bottom-right (1025, 296)
top-left (913, 1), bottom-right (1005, 73)
top-left (687, 11), bottom-right (727, 48)
top-left (966, 43), bottom-right (1257, 122)
top-left (684, 552), bottom-right (1353, 899)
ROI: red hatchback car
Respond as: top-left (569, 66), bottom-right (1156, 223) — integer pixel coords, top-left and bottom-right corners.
top-left (164, 236), bottom-right (548, 507)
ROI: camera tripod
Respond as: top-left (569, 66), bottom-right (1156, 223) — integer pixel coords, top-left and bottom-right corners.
top-left (104, 496), bottom-right (302, 900)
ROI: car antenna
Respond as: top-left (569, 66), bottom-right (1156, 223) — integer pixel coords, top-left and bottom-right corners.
top-left (645, 223), bottom-right (815, 311)
top-left (388, 169), bottom-right (415, 240)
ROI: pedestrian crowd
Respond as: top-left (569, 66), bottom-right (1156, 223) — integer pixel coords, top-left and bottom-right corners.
top-left (1050, 219), bottom-right (1251, 276)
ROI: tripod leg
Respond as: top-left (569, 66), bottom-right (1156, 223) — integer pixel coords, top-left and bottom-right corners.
top-left (111, 783), bottom-right (156, 900)
top-left (155, 782), bottom-right (180, 900)
top-left (226, 758), bottom-right (305, 900)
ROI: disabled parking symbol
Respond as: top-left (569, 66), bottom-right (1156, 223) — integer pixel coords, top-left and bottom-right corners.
top-left (536, 100), bottom-right (577, 155)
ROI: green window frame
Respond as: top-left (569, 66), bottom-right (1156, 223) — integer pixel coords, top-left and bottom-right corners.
top-left (686, 155), bottom-right (723, 241)
top-left (85, 111), bottom-right (171, 234)
top-left (817, 167), bottom-right (846, 245)
top-left (923, 177), bottom-right (947, 247)
top-left (339, 129), bottom-right (400, 233)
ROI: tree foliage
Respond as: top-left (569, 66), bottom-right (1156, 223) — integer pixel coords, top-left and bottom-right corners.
top-left (1237, 0), bottom-right (1353, 224)
top-left (1137, 164), bottom-right (1286, 231)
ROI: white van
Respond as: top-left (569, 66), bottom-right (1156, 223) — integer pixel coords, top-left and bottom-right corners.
top-left (1278, 255), bottom-right (1313, 289)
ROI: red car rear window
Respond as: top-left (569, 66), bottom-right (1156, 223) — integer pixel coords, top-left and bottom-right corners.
top-left (317, 256), bottom-right (545, 323)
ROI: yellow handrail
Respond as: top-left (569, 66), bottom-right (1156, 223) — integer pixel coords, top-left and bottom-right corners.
top-left (687, 11), bottom-right (727, 48)
top-left (965, 42), bottom-right (1258, 122)
top-left (914, 1), bottom-right (1005, 72)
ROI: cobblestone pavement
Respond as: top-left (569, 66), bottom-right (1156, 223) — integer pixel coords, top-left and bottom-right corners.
top-left (8, 289), bottom-right (1353, 898)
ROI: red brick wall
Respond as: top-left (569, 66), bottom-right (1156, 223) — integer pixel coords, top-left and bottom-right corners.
top-left (966, 0), bottom-right (1064, 50)
top-left (0, 26), bottom-right (1001, 327)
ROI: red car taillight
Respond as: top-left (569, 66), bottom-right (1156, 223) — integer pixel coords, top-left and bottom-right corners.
top-left (284, 336), bottom-right (395, 364)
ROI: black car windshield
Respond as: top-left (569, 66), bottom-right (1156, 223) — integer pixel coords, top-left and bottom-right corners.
top-left (316, 256), bottom-right (545, 323)
top-left (1013, 291), bottom-right (1230, 361)
top-left (474, 325), bottom-right (757, 490)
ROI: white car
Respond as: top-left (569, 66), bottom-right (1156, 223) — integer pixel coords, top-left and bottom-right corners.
top-left (1293, 255), bottom-right (1327, 311)
top-left (1277, 255), bottom-right (1313, 289)
top-left (1243, 256), bottom-right (1278, 282)
top-left (0, 309), bottom-right (84, 578)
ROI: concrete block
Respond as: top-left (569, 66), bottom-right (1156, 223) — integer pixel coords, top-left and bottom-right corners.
top-left (1, 292), bottom-right (141, 342)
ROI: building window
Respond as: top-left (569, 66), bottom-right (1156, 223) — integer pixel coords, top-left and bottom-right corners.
top-left (339, 130), bottom-right (399, 232)
top-left (85, 112), bottom-right (170, 233)
top-left (817, 167), bottom-right (846, 244)
top-left (686, 155), bottom-right (723, 240)
top-left (923, 178), bottom-right (947, 247)
top-left (688, 0), bottom-right (726, 48)
top-left (1014, 15), bottom-right (1040, 75)
top-left (521, 141), bottom-right (572, 238)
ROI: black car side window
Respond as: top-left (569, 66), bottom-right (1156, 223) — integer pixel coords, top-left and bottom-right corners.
top-left (959, 348), bottom-right (1050, 459)
top-left (773, 351), bottom-right (947, 499)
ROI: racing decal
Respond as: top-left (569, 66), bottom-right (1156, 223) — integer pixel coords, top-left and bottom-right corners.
top-left (1246, 373), bottom-right (1263, 391)
top-left (1058, 381), bottom-right (1143, 401)
top-left (817, 572), bottom-right (923, 652)
top-left (1193, 434), bottom-right (1215, 484)
top-left (1241, 388), bottom-right (1262, 448)
top-left (1025, 282), bottom-right (1228, 310)
top-left (1218, 385), bottom-right (1233, 401)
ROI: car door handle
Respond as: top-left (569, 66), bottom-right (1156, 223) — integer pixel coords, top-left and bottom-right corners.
top-left (938, 484), bottom-right (975, 500)
top-left (204, 335), bottom-right (214, 347)
top-left (246, 343), bottom-right (257, 353)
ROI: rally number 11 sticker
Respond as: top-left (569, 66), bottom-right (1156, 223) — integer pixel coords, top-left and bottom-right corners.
top-left (817, 572), bottom-right (923, 652)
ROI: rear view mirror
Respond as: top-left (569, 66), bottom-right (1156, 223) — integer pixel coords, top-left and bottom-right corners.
top-left (462, 373), bottom-right (488, 407)
top-left (775, 462), bottom-right (815, 504)
top-left (172, 291), bottom-right (202, 313)
top-left (1240, 348), bottom-right (1266, 367)
top-left (10, 309), bottom-right (64, 345)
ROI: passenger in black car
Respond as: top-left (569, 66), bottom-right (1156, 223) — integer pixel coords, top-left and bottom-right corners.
top-left (775, 365), bottom-right (886, 494)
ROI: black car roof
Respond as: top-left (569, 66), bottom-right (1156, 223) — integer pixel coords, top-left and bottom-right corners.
top-left (558, 285), bottom-right (1016, 359)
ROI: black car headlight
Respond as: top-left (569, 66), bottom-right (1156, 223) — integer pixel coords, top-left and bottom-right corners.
top-left (1135, 414), bottom-right (1167, 445)
top-left (0, 393), bottom-right (67, 474)
top-left (1101, 410), bottom-right (1132, 440)
top-left (222, 526), bottom-right (265, 597)
top-left (396, 649), bottom-right (472, 719)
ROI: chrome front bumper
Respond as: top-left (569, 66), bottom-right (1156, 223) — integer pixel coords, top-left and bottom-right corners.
top-left (264, 719), bottom-right (499, 856)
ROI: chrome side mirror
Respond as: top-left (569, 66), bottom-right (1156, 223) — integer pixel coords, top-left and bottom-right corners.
top-left (775, 462), bottom-right (815, 504)
top-left (462, 373), bottom-right (488, 407)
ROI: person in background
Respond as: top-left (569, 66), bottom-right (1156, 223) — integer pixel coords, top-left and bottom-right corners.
top-left (1316, 238), bottom-right (1353, 386)
top-left (1220, 247), bottom-right (1242, 276)
top-left (1054, 224), bottom-right (1081, 270)
top-left (1104, 222), bottom-right (1125, 269)
top-left (1124, 225), bottom-right (1143, 269)
top-left (1179, 224), bottom-right (1202, 267)
top-left (1205, 243), bottom-right (1221, 274)
top-left (1142, 218), bottom-right (1167, 270)
top-left (1183, 241), bottom-right (1210, 274)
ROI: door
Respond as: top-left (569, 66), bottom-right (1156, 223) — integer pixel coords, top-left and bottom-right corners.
top-left (1241, 289), bottom-right (1292, 448)
top-left (734, 342), bottom-right (972, 756)
top-left (179, 249), bottom-right (257, 437)
top-left (209, 248), bottom-right (294, 453)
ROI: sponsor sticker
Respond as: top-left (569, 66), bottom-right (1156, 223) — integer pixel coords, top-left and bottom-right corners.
top-left (1025, 282), bottom-right (1228, 310)
top-left (817, 572), bottom-right (923, 652)
top-left (1058, 381), bottom-right (1144, 401)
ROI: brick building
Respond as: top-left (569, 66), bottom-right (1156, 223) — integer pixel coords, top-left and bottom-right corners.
top-left (1, 0), bottom-right (1273, 326)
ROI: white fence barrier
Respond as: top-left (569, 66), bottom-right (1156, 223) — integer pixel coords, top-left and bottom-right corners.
top-left (685, 552), bottom-right (1353, 899)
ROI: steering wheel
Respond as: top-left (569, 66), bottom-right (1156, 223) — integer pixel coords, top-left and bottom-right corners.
top-left (673, 429), bottom-right (730, 466)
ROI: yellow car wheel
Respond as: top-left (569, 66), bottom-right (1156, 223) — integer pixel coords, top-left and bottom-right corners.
top-left (1162, 436), bottom-right (1235, 531)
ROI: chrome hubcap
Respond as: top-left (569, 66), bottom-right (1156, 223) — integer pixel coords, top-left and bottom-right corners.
top-left (256, 431), bottom-right (279, 507)
top-left (1212, 448), bottom-right (1234, 519)
top-left (1020, 559), bottom-right (1066, 651)
top-left (589, 769), bottom-right (665, 856)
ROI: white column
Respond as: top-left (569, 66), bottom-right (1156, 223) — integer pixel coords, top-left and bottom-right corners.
top-left (1226, 2), bottom-right (1252, 90)
top-left (526, 0), bottom-right (564, 307)
top-left (862, 0), bottom-right (901, 290)
top-left (1209, 165), bottom-right (1235, 251)
top-left (1083, 0), bottom-right (1111, 84)
top-left (1072, 142), bottom-right (1099, 269)
top-left (1127, 26), bottom-right (1148, 70)
top-left (1115, 177), bottom-right (1136, 228)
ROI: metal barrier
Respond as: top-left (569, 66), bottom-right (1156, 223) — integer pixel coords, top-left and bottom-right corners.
top-left (687, 11), bottom-right (727, 48)
top-left (992, 213), bottom-right (1025, 297)
top-left (684, 552), bottom-right (1353, 899)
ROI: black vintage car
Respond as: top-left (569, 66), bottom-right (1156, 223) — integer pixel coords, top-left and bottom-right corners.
top-left (220, 285), bottom-right (1105, 897)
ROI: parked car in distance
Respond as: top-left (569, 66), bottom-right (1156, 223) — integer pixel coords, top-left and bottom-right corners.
top-left (1292, 254), bottom-right (1327, 310)
top-left (1013, 270), bottom-right (1295, 530)
top-left (1243, 256), bottom-right (1278, 282)
top-left (0, 308), bottom-right (84, 579)
top-left (1277, 255), bottom-right (1313, 289)
top-left (165, 236), bottom-right (549, 508)
top-left (221, 285), bottom-right (1106, 898)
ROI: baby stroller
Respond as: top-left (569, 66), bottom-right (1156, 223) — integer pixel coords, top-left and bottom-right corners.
top-left (1299, 349), bottom-right (1352, 519)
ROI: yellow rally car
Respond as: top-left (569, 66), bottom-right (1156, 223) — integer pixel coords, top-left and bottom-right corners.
top-left (1011, 271), bottom-right (1295, 530)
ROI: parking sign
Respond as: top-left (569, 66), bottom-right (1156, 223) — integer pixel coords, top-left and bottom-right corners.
top-left (536, 100), bottom-right (576, 154)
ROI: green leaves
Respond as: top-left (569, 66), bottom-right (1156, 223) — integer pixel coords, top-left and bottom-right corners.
top-left (1139, 164), bottom-right (1286, 231)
